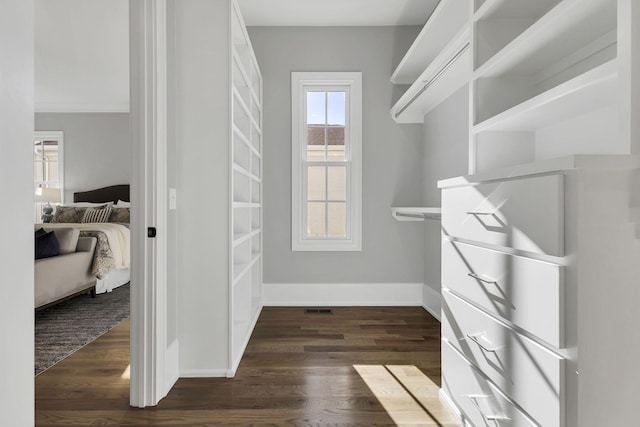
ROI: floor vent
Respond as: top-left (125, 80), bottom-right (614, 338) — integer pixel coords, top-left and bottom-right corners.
top-left (304, 308), bottom-right (334, 314)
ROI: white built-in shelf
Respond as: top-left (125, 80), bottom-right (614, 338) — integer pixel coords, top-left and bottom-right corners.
top-left (232, 125), bottom-right (260, 157)
top-left (474, 59), bottom-right (617, 133)
top-left (232, 253), bottom-right (261, 286)
top-left (474, 0), bottom-right (616, 77)
top-left (391, 207), bottom-right (442, 221)
top-left (233, 88), bottom-right (261, 133)
top-left (233, 202), bottom-right (261, 208)
top-left (391, 27), bottom-right (471, 124)
top-left (474, 0), bottom-right (559, 22)
top-left (233, 228), bottom-right (261, 247)
top-left (391, 0), bottom-right (469, 85)
top-left (232, 163), bottom-right (261, 183)
top-left (232, 50), bottom-right (261, 108)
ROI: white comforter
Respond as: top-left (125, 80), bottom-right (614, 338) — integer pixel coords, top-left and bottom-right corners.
top-left (38, 223), bottom-right (130, 269)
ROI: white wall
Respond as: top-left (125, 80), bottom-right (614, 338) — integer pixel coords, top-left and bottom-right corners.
top-left (0, 0), bottom-right (34, 423)
top-left (35, 0), bottom-right (129, 112)
top-left (422, 86), bottom-right (469, 295)
top-left (35, 113), bottom-right (131, 202)
top-left (174, 0), bottom-right (230, 375)
top-left (248, 26), bottom-right (424, 285)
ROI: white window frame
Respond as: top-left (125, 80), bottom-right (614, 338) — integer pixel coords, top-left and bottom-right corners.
top-left (291, 72), bottom-right (362, 251)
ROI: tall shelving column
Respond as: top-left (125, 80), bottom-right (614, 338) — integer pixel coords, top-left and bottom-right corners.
top-left (230, 0), bottom-right (262, 376)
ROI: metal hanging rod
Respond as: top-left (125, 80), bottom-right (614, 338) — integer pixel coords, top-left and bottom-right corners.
top-left (395, 41), bottom-right (471, 118)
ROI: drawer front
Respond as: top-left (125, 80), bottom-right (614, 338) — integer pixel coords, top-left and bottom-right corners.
top-left (443, 291), bottom-right (564, 427)
top-left (442, 239), bottom-right (564, 347)
top-left (442, 174), bottom-right (564, 256)
top-left (442, 340), bottom-right (537, 427)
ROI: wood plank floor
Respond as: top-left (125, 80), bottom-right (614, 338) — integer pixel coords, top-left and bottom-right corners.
top-left (36, 307), bottom-right (458, 426)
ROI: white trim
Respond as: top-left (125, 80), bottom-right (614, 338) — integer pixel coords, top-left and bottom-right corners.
top-left (129, 0), bottom-right (174, 408)
top-left (291, 71), bottom-right (362, 252)
top-left (262, 283), bottom-right (423, 306)
top-left (179, 369), bottom-right (230, 378)
top-left (439, 388), bottom-right (462, 424)
top-left (422, 283), bottom-right (442, 322)
top-left (35, 103), bottom-right (130, 113)
top-left (165, 339), bottom-right (179, 392)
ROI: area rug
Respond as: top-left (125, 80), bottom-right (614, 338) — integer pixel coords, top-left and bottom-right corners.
top-left (35, 283), bottom-right (130, 375)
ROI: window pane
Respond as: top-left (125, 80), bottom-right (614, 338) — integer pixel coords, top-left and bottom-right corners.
top-left (307, 125), bottom-right (325, 161)
top-left (327, 126), bottom-right (345, 161)
top-left (34, 161), bottom-right (44, 181)
top-left (328, 202), bottom-right (346, 237)
top-left (47, 161), bottom-right (59, 182)
top-left (307, 91), bottom-right (325, 125)
top-left (307, 166), bottom-right (326, 201)
top-left (327, 166), bottom-right (346, 200)
top-left (327, 92), bottom-right (345, 125)
top-left (307, 202), bottom-right (325, 237)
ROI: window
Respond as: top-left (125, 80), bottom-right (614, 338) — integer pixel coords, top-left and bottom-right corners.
top-left (34, 131), bottom-right (64, 222)
top-left (291, 72), bottom-right (362, 251)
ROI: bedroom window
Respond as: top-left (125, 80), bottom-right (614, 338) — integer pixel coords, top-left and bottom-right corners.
top-left (34, 131), bottom-right (64, 222)
top-left (291, 72), bottom-right (362, 251)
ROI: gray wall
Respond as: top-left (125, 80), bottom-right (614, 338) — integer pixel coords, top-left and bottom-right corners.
top-left (249, 26), bottom-right (424, 284)
top-left (35, 113), bottom-right (130, 202)
top-left (422, 85), bottom-right (469, 292)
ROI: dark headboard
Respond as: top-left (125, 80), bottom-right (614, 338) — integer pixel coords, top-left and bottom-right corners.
top-left (73, 185), bottom-right (130, 203)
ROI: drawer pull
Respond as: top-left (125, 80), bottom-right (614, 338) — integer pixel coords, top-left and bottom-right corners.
top-left (467, 272), bottom-right (497, 285)
top-left (466, 211), bottom-right (494, 216)
top-left (466, 332), bottom-right (503, 353)
top-left (467, 395), bottom-right (511, 422)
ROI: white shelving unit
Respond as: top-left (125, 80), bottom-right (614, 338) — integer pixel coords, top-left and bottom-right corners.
top-left (390, 0), bottom-right (471, 123)
top-left (230, 0), bottom-right (262, 376)
top-left (470, 0), bottom-right (624, 173)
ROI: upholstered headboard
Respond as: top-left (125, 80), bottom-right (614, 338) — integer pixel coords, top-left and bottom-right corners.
top-left (73, 185), bottom-right (130, 204)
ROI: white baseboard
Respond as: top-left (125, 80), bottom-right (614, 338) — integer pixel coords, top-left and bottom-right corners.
top-left (179, 368), bottom-right (229, 378)
top-left (439, 388), bottom-right (462, 424)
top-left (422, 284), bottom-right (442, 322)
top-left (165, 339), bottom-right (179, 392)
top-left (262, 282), bottom-right (423, 306)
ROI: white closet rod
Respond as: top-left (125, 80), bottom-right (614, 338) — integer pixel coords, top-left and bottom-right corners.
top-left (395, 42), bottom-right (470, 118)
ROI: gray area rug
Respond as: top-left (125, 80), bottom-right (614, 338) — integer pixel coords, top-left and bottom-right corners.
top-left (35, 283), bottom-right (130, 375)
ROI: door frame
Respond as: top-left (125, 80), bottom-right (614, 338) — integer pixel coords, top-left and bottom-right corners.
top-left (129, 0), bottom-right (175, 407)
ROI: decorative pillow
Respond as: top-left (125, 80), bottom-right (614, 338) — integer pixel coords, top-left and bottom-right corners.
top-left (51, 206), bottom-right (87, 223)
top-left (82, 205), bottom-right (113, 223)
top-left (115, 199), bottom-right (131, 207)
top-left (35, 230), bottom-right (60, 259)
top-left (109, 207), bottom-right (130, 224)
top-left (48, 227), bottom-right (80, 254)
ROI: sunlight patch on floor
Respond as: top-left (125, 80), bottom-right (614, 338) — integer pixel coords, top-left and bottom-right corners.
top-left (353, 365), bottom-right (459, 426)
top-left (121, 364), bottom-right (130, 379)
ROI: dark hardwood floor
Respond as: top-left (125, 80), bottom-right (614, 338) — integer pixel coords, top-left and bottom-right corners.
top-left (36, 307), bottom-right (457, 426)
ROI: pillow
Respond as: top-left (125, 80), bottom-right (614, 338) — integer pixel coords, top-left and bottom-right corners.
top-left (35, 230), bottom-right (60, 259)
top-left (47, 227), bottom-right (80, 255)
top-left (82, 204), bottom-right (113, 223)
top-left (66, 201), bottom-right (114, 207)
top-left (109, 207), bottom-right (130, 224)
top-left (115, 199), bottom-right (131, 207)
top-left (51, 206), bottom-right (88, 223)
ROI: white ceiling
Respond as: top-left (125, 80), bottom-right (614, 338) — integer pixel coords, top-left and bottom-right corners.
top-left (35, 0), bottom-right (129, 112)
top-left (238, 0), bottom-right (439, 26)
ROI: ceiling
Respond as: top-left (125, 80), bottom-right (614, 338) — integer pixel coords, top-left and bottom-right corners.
top-left (238, 0), bottom-right (439, 26)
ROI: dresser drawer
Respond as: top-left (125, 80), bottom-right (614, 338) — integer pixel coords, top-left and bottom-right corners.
top-left (443, 291), bottom-right (564, 427)
top-left (442, 239), bottom-right (564, 347)
top-left (442, 340), bottom-right (537, 427)
top-left (441, 174), bottom-right (564, 256)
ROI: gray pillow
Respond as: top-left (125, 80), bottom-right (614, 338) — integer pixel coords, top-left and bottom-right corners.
top-left (46, 227), bottom-right (80, 255)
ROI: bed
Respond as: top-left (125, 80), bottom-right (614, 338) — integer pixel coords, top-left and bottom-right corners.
top-left (48, 184), bottom-right (131, 294)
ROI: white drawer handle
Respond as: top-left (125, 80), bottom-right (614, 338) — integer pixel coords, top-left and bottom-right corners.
top-left (467, 273), bottom-right (497, 285)
top-left (467, 395), bottom-right (511, 422)
top-left (466, 332), bottom-right (503, 353)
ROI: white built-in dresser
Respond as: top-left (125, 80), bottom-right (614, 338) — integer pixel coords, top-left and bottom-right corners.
top-left (391, 0), bottom-right (640, 425)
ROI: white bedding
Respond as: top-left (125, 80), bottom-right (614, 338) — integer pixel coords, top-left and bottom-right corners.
top-left (41, 223), bottom-right (130, 269)
top-left (96, 268), bottom-right (130, 294)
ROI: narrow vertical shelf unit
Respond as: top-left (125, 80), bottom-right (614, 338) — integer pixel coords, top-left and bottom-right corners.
top-left (230, 0), bottom-right (262, 376)
top-left (470, 0), bottom-right (623, 173)
top-left (390, 0), bottom-right (472, 123)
